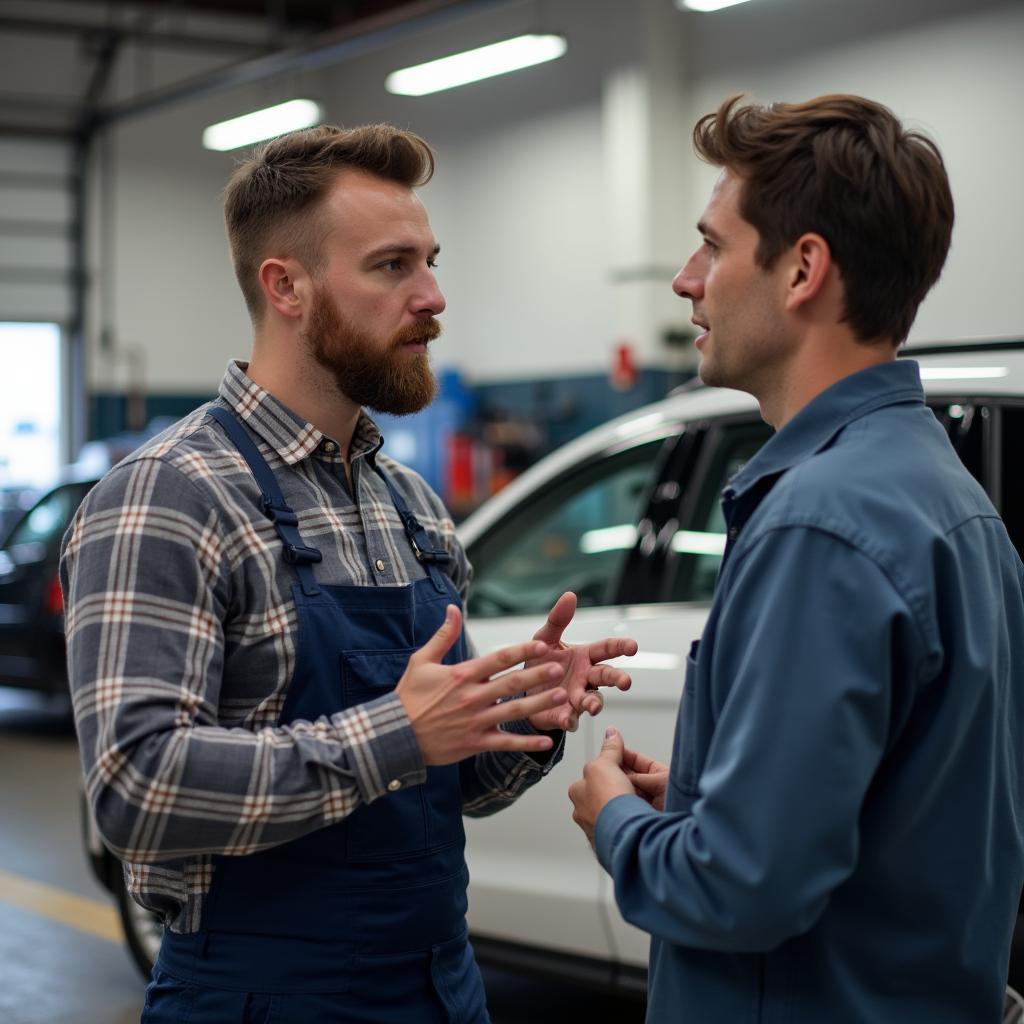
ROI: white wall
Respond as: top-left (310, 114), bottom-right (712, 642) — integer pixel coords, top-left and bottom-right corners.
top-left (87, 0), bottom-right (1024, 395)
top-left (686, 0), bottom-right (1024, 346)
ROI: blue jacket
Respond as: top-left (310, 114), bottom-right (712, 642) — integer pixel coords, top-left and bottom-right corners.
top-left (596, 360), bottom-right (1024, 1022)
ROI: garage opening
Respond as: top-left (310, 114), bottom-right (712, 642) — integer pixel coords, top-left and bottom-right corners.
top-left (0, 321), bottom-right (62, 489)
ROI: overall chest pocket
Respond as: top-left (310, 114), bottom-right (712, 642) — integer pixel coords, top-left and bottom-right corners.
top-left (340, 649), bottom-right (463, 863)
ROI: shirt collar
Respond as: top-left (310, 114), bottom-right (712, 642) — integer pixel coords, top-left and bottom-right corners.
top-left (217, 360), bottom-right (385, 466)
top-left (727, 359), bottom-right (924, 498)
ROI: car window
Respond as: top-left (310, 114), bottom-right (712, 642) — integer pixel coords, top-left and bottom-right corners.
top-left (6, 483), bottom-right (90, 556)
top-left (466, 440), bottom-right (664, 618)
top-left (930, 401), bottom-right (986, 488)
top-left (999, 404), bottom-right (1024, 558)
top-left (668, 422), bottom-right (772, 603)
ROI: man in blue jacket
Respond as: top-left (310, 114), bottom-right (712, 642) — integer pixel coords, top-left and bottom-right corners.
top-left (569, 93), bottom-right (1024, 1021)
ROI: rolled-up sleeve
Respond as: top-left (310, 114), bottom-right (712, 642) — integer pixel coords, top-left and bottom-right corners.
top-left (594, 525), bottom-right (923, 951)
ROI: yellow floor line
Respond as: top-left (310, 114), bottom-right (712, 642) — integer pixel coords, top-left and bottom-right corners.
top-left (0, 866), bottom-right (123, 943)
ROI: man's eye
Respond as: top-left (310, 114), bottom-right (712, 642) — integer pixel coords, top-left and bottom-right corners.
top-left (381, 259), bottom-right (402, 272)
top-left (427, 258), bottom-right (439, 269)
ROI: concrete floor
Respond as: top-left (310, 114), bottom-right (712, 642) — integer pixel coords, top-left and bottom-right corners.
top-left (0, 687), bottom-right (645, 1024)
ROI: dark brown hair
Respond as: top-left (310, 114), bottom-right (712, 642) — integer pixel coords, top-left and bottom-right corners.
top-left (223, 123), bottom-right (435, 323)
top-left (693, 94), bottom-right (954, 345)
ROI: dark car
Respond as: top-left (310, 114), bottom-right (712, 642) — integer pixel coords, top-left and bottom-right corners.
top-left (0, 421), bottom-right (178, 694)
top-left (0, 476), bottom-right (98, 694)
top-left (0, 484), bottom-right (41, 548)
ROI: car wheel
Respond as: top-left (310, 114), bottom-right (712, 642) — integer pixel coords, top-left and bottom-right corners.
top-left (113, 868), bottom-right (164, 980)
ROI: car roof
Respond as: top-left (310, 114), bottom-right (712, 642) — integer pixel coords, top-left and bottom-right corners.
top-left (459, 340), bottom-right (1024, 544)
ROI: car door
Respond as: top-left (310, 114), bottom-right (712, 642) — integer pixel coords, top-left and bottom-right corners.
top-left (463, 433), bottom-right (671, 962)
top-left (0, 480), bottom-right (93, 690)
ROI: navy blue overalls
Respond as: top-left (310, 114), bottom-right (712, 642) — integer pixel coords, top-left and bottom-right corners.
top-left (143, 406), bottom-right (490, 1024)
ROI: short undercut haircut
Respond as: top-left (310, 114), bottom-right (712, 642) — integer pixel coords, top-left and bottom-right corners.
top-left (223, 123), bottom-right (435, 323)
top-left (693, 94), bottom-right (954, 345)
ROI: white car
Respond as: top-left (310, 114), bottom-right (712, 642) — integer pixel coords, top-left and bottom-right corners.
top-left (458, 341), bottom-right (1024, 1002)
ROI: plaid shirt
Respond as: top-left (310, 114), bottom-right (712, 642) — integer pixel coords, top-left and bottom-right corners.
top-left (61, 360), bottom-right (561, 934)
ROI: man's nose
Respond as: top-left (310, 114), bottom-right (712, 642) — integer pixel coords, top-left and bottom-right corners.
top-left (672, 256), bottom-right (703, 301)
top-left (414, 271), bottom-right (446, 317)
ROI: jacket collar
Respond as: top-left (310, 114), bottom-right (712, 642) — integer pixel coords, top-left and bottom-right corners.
top-left (727, 359), bottom-right (924, 500)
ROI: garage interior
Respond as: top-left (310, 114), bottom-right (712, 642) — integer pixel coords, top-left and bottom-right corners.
top-left (0, 0), bottom-right (1022, 1021)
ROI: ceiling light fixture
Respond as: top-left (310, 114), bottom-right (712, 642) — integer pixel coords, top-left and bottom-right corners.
top-left (676, 0), bottom-right (756, 12)
top-left (385, 34), bottom-right (567, 96)
top-left (202, 99), bottom-right (323, 152)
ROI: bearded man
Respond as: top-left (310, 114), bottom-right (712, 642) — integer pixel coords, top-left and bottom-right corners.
top-left (61, 124), bottom-right (637, 1024)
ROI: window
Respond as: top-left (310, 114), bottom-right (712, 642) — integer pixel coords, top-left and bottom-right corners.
top-left (999, 405), bottom-right (1024, 559)
top-left (930, 401), bottom-right (986, 488)
top-left (466, 441), bottom-right (663, 618)
top-left (0, 322), bottom-right (63, 488)
top-left (6, 482), bottom-right (90, 563)
top-left (668, 421), bottom-right (771, 603)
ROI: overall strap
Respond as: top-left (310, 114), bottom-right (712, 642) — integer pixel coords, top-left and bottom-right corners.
top-left (207, 406), bottom-right (322, 596)
top-left (375, 464), bottom-right (451, 595)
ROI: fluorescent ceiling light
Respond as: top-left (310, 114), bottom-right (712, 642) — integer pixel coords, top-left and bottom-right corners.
top-left (676, 0), bottom-right (755, 11)
top-left (385, 34), bottom-right (567, 96)
top-left (202, 99), bottom-right (322, 152)
top-left (918, 366), bottom-right (1009, 380)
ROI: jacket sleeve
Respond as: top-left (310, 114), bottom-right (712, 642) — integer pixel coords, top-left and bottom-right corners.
top-left (62, 457), bottom-right (426, 864)
top-left (594, 525), bottom-right (924, 951)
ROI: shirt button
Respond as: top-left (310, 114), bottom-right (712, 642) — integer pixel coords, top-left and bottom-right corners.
top-left (387, 779), bottom-right (402, 792)
top-left (374, 558), bottom-right (386, 572)
top-left (322, 440), bottom-right (338, 454)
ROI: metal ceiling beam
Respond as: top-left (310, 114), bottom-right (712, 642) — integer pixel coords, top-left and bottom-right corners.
top-left (94, 0), bottom-right (509, 126)
top-left (0, 14), bottom-right (267, 53)
top-left (0, 93), bottom-right (83, 112)
top-left (0, 124), bottom-right (75, 138)
top-left (77, 27), bottom-right (122, 135)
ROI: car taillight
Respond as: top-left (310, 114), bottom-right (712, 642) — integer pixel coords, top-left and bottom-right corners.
top-left (44, 573), bottom-right (64, 617)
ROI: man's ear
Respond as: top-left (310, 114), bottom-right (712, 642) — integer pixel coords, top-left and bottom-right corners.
top-left (784, 232), bottom-right (832, 313)
top-left (258, 257), bottom-right (307, 320)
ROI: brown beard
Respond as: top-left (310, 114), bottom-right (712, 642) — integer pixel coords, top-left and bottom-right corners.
top-left (303, 284), bottom-right (440, 416)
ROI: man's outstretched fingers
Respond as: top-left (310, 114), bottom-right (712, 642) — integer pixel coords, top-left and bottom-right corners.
top-left (586, 637), bottom-right (639, 663)
top-left (486, 686), bottom-right (568, 726)
top-left (532, 591), bottom-right (576, 646)
top-left (587, 663), bottom-right (632, 690)
top-left (481, 660), bottom-right (564, 704)
top-left (413, 605), bottom-right (463, 666)
top-left (468, 640), bottom-right (550, 684)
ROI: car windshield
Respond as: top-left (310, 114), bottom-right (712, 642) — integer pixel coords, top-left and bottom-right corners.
top-left (4, 483), bottom-right (91, 556)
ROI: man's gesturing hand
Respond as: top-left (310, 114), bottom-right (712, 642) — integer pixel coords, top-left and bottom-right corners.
top-left (525, 592), bottom-right (638, 732)
top-left (568, 726), bottom-right (637, 846)
top-left (396, 604), bottom-right (569, 765)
